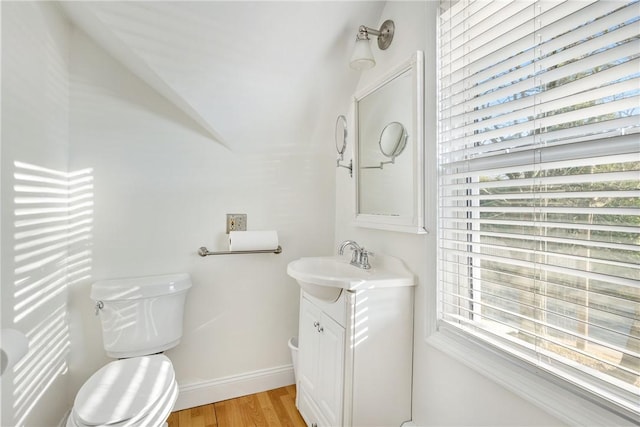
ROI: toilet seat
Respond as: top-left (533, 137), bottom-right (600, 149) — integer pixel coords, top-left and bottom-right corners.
top-left (67, 355), bottom-right (178, 427)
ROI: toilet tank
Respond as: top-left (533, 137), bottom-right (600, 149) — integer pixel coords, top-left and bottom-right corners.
top-left (90, 273), bottom-right (192, 358)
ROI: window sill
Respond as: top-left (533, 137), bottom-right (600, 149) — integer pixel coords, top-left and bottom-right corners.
top-left (426, 327), bottom-right (637, 427)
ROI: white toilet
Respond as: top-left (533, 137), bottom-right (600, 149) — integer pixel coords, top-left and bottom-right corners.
top-left (67, 273), bottom-right (192, 427)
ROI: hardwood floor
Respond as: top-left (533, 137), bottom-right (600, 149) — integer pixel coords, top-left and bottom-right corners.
top-left (167, 385), bottom-right (306, 427)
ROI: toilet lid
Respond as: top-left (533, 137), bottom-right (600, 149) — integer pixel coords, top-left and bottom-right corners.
top-left (74, 355), bottom-right (175, 426)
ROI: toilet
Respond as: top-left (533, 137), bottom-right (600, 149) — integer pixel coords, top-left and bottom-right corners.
top-left (66, 273), bottom-right (192, 427)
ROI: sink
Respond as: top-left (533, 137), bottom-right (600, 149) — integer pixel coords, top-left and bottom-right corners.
top-left (287, 255), bottom-right (414, 302)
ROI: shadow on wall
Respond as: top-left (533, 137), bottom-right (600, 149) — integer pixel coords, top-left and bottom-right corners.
top-left (4, 161), bottom-right (93, 425)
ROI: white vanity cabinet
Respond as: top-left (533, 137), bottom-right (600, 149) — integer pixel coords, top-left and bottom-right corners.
top-left (298, 297), bottom-right (345, 427)
top-left (296, 286), bottom-right (414, 427)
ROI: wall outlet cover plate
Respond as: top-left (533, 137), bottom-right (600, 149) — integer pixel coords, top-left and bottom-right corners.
top-left (226, 214), bottom-right (247, 233)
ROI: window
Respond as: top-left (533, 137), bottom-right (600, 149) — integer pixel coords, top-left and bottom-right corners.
top-left (438, 0), bottom-right (639, 417)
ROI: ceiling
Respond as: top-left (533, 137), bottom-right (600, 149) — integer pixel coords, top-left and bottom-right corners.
top-left (60, 1), bottom-right (385, 152)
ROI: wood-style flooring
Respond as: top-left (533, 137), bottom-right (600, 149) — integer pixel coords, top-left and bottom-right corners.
top-left (167, 385), bottom-right (306, 427)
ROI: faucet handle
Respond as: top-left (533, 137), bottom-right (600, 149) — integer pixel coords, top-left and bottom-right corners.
top-left (360, 249), bottom-right (373, 269)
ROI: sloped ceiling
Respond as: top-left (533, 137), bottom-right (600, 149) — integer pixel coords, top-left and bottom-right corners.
top-left (61, 1), bottom-right (385, 151)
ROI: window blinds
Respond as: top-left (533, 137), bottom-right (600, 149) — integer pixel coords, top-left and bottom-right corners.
top-left (438, 0), bottom-right (639, 415)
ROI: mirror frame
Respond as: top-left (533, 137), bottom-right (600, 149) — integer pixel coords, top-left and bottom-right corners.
top-left (353, 50), bottom-right (426, 234)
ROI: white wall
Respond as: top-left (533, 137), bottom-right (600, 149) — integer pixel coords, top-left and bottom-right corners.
top-left (66, 26), bottom-right (336, 409)
top-left (1, 2), bottom-right (73, 425)
top-left (3, 2), bottom-right (338, 422)
top-left (334, 2), bottom-right (566, 426)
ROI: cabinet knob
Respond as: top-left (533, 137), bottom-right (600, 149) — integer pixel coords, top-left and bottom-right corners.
top-left (318, 326), bottom-right (324, 333)
top-left (312, 424), bottom-right (318, 427)
top-left (313, 321), bottom-right (320, 327)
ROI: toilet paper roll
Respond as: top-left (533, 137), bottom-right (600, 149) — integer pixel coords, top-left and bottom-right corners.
top-left (1, 328), bottom-right (29, 376)
top-left (229, 230), bottom-right (279, 251)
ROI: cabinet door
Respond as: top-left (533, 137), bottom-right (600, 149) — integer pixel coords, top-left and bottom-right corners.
top-left (317, 313), bottom-right (345, 427)
top-left (299, 298), bottom-right (322, 396)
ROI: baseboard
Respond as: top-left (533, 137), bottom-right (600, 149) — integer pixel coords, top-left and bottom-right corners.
top-left (173, 364), bottom-right (295, 411)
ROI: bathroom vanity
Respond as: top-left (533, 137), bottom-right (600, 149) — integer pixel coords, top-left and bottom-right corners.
top-left (288, 255), bottom-right (415, 427)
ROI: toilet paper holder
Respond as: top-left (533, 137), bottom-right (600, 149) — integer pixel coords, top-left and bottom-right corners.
top-left (198, 246), bottom-right (283, 256)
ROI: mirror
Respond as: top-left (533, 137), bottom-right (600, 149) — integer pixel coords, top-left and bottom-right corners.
top-left (362, 122), bottom-right (409, 170)
top-left (353, 51), bottom-right (426, 233)
top-left (335, 115), bottom-right (347, 157)
top-left (379, 122), bottom-right (407, 158)
top-left (335, 115), bottom-right (353, 177)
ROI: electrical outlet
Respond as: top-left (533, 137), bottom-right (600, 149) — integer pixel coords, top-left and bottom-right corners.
top-left (226, 214), bottom-right (247, 234)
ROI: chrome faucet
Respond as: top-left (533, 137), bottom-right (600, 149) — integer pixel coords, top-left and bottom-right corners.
top-left (338, 240), bottom-right (373, 270)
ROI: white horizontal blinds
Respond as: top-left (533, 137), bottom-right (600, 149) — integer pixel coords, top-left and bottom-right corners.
top-left (439, 0), bottom-right (640, 414)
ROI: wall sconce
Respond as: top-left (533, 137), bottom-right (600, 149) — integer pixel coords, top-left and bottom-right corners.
top-left (349, 19), bottom-right (395, 70)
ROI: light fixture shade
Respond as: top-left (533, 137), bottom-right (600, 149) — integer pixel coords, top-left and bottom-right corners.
top-left (349, 38), bottom-right (375, 70)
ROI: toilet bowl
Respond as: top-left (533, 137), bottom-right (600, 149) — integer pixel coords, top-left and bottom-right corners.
top-left (67, 274), bottom-right (191, 427)
top-left (66, 355), bottom-right (178, 427)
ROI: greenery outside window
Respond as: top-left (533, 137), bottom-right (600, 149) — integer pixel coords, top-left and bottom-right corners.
top-left (437, 0), bottom-right (639, 417)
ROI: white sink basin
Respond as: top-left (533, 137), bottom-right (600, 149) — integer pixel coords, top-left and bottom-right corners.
top-left (287, 255), bottom-right (414, 302)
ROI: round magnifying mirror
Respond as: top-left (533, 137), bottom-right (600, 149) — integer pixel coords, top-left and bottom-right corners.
top-left (335, 115), bottom-right (347, 156)
top-left (379, 121), bottom-right (408, 158)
